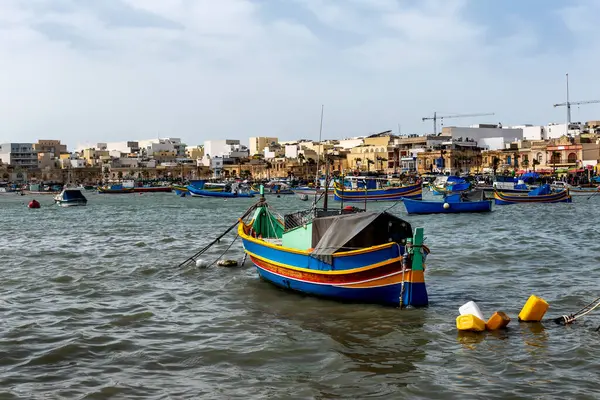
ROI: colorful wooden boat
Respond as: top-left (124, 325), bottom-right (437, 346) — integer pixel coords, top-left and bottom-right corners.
top-left (238, 197), bottom-right (429, 307)
top-left (97, 185), bottom-right (135, 194)
top-left (187, 185), bottom-right (255, 198)
top-left (494, 184), bottom-right (572, 205)
top-left (333, 182), bottom-right (422, 202)
top-left (403, 191), bottom-right (491, 214)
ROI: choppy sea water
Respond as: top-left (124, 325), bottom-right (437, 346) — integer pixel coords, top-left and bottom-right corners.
top-left (1, 191), bottom-right (600, 399)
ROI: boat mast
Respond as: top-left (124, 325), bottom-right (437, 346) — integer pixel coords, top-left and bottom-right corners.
top-left (323, 156), bottom-right (329, 211)
top-left (315, 104), bottom-right (324, 186)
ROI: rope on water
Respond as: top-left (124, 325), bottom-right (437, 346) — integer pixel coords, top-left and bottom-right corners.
top-left (206, 234), bottom-right (240, 268)
top-left (177, 202), bottom-right (259, 268)
top-left (554, 296), bottom-right (600, 325)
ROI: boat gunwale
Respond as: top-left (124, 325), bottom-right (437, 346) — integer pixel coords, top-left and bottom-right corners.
top-left (238, 219), bottom-right (397, 257)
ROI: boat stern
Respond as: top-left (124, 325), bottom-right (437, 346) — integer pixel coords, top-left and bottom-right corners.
top-left (401, 227), bottom-right (428, 307)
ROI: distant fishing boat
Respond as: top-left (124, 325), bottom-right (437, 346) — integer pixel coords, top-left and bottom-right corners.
top-left (404, 191), bottom-right (491, 214)
top-left (187, 183), bottom-right (255, 198)
top-left (333, 180), bottom-right (422, 202)
top-left (97, 184), bottom-right (135, 194)
top-left (54, 187), bottom-right (88, 207)
top-left (239, 192), bottom-right (429, 307)
top-left (429, 176), bottom-right (471, 195)
top-left (494, 184), bottom-right (572, 205)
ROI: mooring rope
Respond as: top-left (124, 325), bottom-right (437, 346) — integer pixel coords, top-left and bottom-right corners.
top-left (554, 296), bottom-right (600, 325)
top-left (177, 202), bottom-right (259, 268)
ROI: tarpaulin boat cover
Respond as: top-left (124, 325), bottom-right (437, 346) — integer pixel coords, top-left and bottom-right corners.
top-left (310, 212), bottom-right (413, 263)
top-left (528, 184), bottom-right (551, 196)
top-left (63, 190), bottom-right (87, 200)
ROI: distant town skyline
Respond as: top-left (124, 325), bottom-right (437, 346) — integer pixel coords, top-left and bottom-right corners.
top-left (2, 0), bottom-right (600, 149)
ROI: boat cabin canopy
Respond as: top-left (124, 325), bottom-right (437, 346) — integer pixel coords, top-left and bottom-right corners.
top-left (63, 189), bottom-right (87, 200)
top-left (310, 211), bottom-right (412, 263)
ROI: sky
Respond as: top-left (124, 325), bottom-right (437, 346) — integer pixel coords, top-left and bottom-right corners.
top-left (1, 0), bottom-right (600, 150)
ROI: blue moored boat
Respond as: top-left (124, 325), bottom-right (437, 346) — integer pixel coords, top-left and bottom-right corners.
top-left (239, 191), bottom-right (429, 307)
top-left (494, 184), bottom-right (572, 205)
top-left (187, 184), bottom-right (255, 198)
top-left (403, 191), bottom-right (491, 214)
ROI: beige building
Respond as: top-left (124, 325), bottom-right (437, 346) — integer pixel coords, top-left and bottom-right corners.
top-left (33, 140), bottom-right (67, 156)
top-left (186, 145), bottom-right (204, 160)
top-left (249, 137), bottom-right (278, 157)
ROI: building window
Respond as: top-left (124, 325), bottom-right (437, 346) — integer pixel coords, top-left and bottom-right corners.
top-left (567, 153), bottom-right (577, 163)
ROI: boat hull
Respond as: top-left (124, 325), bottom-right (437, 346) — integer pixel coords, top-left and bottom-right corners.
top-left (97, 188), bottom-right (135, 194)
top-left (239, 221), bottom-right (428, 307)
top-left (403, 198), bottom-right (491, 214)
top-left (56, 200), bottom-right (87, 207)
top-left (333, 183), bottom-right (422, 202)
top-left (133, 187), bottom-right (172, 193)
top-left (494, 190), bottom-right (572, 205)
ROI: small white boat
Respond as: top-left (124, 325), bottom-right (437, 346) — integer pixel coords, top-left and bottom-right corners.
top-left (54, 188), bottom-right (88, 207)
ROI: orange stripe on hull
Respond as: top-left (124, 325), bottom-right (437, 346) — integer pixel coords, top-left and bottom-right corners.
top-left (250, 256), bottom-right (423, 286)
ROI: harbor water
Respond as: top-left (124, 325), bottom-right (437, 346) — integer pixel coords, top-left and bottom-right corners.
top-left (1, 192), bottom-right (600, 399)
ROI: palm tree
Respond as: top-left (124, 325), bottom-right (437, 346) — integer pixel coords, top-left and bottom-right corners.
top-left (355, 158), bottom-right (362, 170)
top-left (366, 159), bottom-right (374, 172)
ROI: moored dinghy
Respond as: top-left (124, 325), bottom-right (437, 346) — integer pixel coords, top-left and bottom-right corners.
top-left (239, 193), bottom-right (429, 307)
top-left (54, 187), bottom-right (88, 207)
top-left (403, 190), bottom-right (491, 214)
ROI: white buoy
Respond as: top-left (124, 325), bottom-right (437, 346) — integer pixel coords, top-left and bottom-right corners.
top-left (195, 259), bottom-right (208, 268)
top-left (443, 203), bottom-right (450, 209)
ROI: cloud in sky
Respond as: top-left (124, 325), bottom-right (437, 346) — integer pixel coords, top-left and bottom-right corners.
top-left (1, 0), bottom-right (599, 149)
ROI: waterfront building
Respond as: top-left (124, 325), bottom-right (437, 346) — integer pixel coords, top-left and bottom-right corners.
top-left (441, 124), bottom-right (523, 150)
top-left (0, 143), bottom-right (38, 169)
top-left (33, 140), bottom-right (68, 156)
top-left (186, 145), bottom-right (204, 160)
top-left (249, 137), bottom-right (278, 157)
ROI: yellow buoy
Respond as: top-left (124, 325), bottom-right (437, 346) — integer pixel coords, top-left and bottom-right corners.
top-left (443, 203), bottom-right (450, 209)
top-left (486, 311), bottom-right (511, 330)
top-left (518, 295), bottom-right (549, 322)
top-left (456, 314), bottom-right (486, 332)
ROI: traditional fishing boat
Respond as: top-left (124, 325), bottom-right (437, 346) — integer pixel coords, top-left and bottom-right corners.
top-left (187, 183), bottom-right (255, 198)
top-left (403, 190), bottom-right (491, 214)
top-left (429, 176), bottom-right (471, 195)
top-left (494, 184), bottom-right (572, 205)
top-left (98, 184), bottom-right (135, 194)
top-left (333, 181), bottom-right (422, 202)
top-left (54, 187), bottom-right (88, 207)
top-left (570, 186), bottom-right (600, 196)
top-left (238, 191), bottom-right (429, 307)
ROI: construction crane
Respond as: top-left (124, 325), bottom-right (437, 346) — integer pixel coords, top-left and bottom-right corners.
top-left (422, 112), bottom-right (495, 135)
top-left (553, 73), bottom-right (600, 125)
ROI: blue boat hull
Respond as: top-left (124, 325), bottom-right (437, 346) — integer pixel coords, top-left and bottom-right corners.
top-left (403, 198), bottom-right (491, 214)
top-left (256, 266), bottom-right (408, 306)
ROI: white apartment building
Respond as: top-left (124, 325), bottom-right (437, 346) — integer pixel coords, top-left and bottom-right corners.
top-left (0, 143), bottom-right (38, 169)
